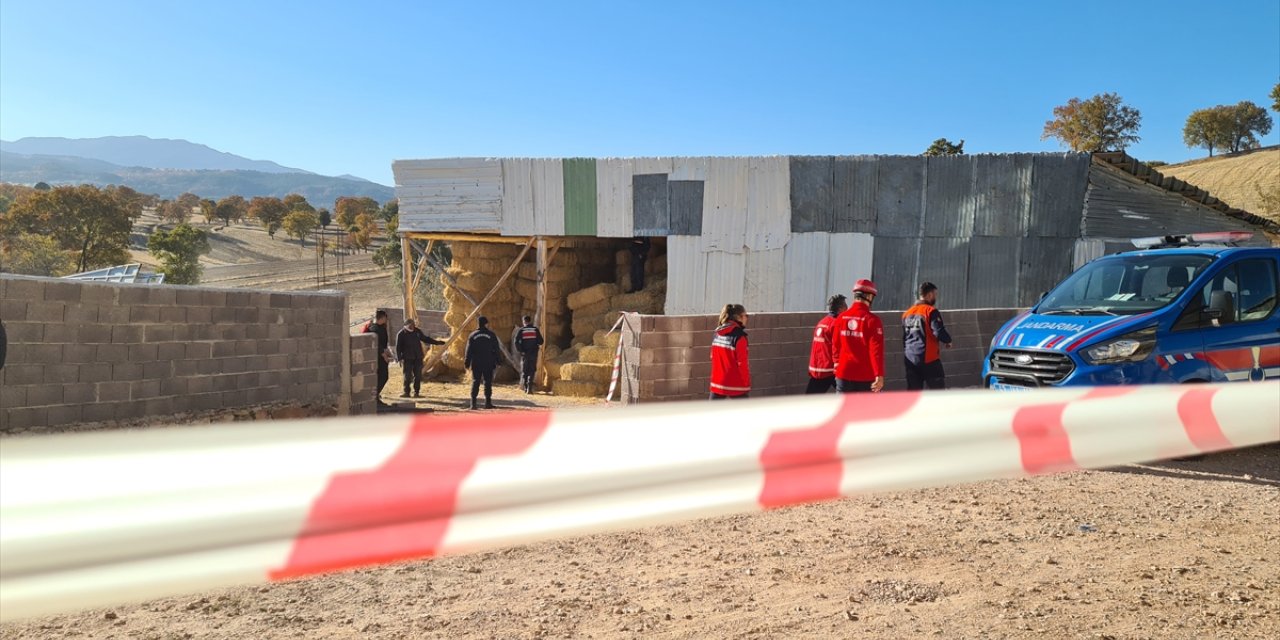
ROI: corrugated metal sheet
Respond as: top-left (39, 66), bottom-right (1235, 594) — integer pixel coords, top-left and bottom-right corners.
top-left (744, 248), bottom-right (786, 311)
top-left (789, 156), bottom-right (833, 233)
top-left (1018, 237), bottom-right (1075, 306)
top-left (669, 180), bottom-right (704, 235)
top-left (632, 173), bottom-right (669, 236)
top-left (562, 158), bottom-right (597, 236)
top-left (1028, 154), bottom-right (1089, 238)
top-left (1082, 163), bottom-right (1265, 241)
top-left (745, 156), bottom-right (790, 250)
top-left (1072, 238), bottom-right (1105, 270)
top-left (703, 250), bottom-right (747, 312)
top-left (874, 156), bottom-right (925, 237)
top-left (826, 232), bottom-right (874, 305)
top-left (917, 237), bottom-right (971, 309)
top-left (700, 157), bottom-right (750, 253)
top-left (783, 233), bottom-right (830, 311)
top-left (972, 154), bottom-right (1032, 237)
top-left (923, 155), bottom-right (974, 237)
top-left (500, 158), bottom-right (535, 235)
top-left (393, 158), bottom-right (503, 232)
top-left (531, 159), bottom-right (565, 236)
top-left (833, 156), bottom-right (878, 233)
top-left (664, 236), bottom-right (706, 315)
top-left (671, 156), bottom-right (710, 181)
top-left (595, 158), bottom-right (633, 238)
top-left (633, 157), bottom-right (674, 176)
top-left (966, 236), bottom-right (1020, 308)
top-left (870, 236), bottom-right (920, 311)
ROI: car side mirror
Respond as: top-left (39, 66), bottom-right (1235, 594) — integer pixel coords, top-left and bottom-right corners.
top-left (1207, 290), bottom-right (1235, 325)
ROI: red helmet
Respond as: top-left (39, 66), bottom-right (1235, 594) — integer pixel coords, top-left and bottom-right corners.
top-left (853, 279), bottom-right (878, 296)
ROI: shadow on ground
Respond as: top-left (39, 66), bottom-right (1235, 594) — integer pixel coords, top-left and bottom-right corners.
top-left (1104, 442), bottom-right (1280, 488)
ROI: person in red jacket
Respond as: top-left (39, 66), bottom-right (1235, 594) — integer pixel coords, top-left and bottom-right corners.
top-left (832, 279), bottom-right (885, 393)
top-left (806, 294), bottom-right (847, 394)
top-left (709, 303), bottom-right (750, 399)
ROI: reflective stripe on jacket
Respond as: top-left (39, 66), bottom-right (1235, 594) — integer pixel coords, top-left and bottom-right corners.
top-left (710, 321), bottom-right (751, 396)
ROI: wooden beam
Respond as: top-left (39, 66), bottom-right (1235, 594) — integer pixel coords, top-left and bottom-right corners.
top-left (420, 248), bottom-right (521, 373)
top-left (423, 237), bottom-right (536, 377)
top-left (534, 238), bottom-right (548, 388)
top-left (409, 239), bottom-right (435, 295)
top-left (404, 232), bottom-right (535, 245)
top-left (400, 235), bottom-right (415, 322)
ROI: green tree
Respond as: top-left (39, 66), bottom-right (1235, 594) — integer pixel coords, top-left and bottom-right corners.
top-left (33, 182), bottom-right (51, 191)
top-left (923, 138), bottom-right (965, 156)
top-left (248, 196), bottom-right (288, 238)
top-left (1225, 101), bottom-right (1273, 153)
top-left (379, 198), bottom-right (398, 222)
top-left (318, 208), bottom-right (332, 229)
top-left (147, 223), bottom-right (210, 284)
top-left (283, 193), bottom-right (315, 213)
top-left (2, 233), bottom-right (75, 276)
top-left (1271, 82), bottom-right (1280, 113)
top-left (372, 213), bottom-right (400, 268)
top-left (283, 208), bottom-right (320, 246)
top-left (1042, 92), bottom-right (1142, 152)
top-left (213, 195), bottom-right (248, 226)
top-left (199, 198), bottom-right (218, 223)
top-left (1182, 106), bottom-right (1233, 157)
top-left (1142, 160), bottom-right (1168, 168)
top-left (1, 184), bottom-right (136, 273)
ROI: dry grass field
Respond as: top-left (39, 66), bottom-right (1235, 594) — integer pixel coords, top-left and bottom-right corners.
top-left (1157, 147), bottom-right (1280, 224)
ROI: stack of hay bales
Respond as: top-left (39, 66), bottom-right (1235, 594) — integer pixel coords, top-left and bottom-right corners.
top-left (436, 242), bottom-right (523, 381)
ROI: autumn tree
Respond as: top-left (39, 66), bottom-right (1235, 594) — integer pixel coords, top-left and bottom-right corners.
top-left (147, 223), bottom-right (210, 284)
top-left (213, 195), bottom-right (248, 226)
top-left (334, 196), bottom-right (379, 229)
top-left (158, 199), bottom-right (193, 223)
top-left (1042, 92), bottom-right (1142, 152)
top-left (282, 193), bottom-right (315, 213)
top-left (0, 184), bottom-right (136, 273)
top-left (2, 233), bottom-right (74, 276)
top-left (283, 208), bottom-right (320, 246)
top-left (1224, 101), bottom-right (1273, 153)
top-left (924, 138), bottom-right (965, 156)
top-left (248, 196), bottom-right (288, 238)
top-left (1271, 83), bottom-right (1280, 113)
top-left (1183, 106), bottom-right (1233, 157)
top-left (199, 198), bottom-right (218, 223)
top-left (350, 213), bottom-right (378, 252)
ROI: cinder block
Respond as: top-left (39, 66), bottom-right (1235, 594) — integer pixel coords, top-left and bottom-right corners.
top-left (220, 389), bottom-right (249, 407)
top-left (226, 291), bottom-right (251, 307)
top-left (92, 344), bottom-right (127, 362)
top-left (144, 325), bottom-right (175, 343)
top-left (0, 385), bottom-right (26, 407)
top-left (81, 402), bottom-right (117, 423)
top-left (0, 298), bottom-right (27, 322)
top-left (235, 308), bottom-right (261, 324)
top-left (128, 344), bottom-right (158, 362)
top-left (112, 325), bottom-right (144, 344)
top-left (196, 359), bottom-right (219, 375)
top-left (98, 305), bottom-right (130, 324)
top-left (143, 397), bottom-right (175, 417)
top-left (18, 343), bottom-right (62, 363)
top-left (234, 340), bottom-right (256, 357)
top-left (269, 293), bottom-right (292, 308)
top-left (97, 381), bottom-right (132, 400)
top-left (25, 384), bottom-right (63, 406)
top-left (129, 306), bottom-right (160, 324)
top-left (5, 407), bottom-right (48, 430)
top-left (130, 379), bottom-right (162, 400)
top-left (142, 361), bottom-right (172, 379)
top-left (201, 290), bottom-right (227, 307)
top-left (186, 307), bottom-right (211, 323)
top-left (156, 343), bottom-right (185, 361)
top-left (79, 283), bottom-right (118, 305)
top-left (42, 364), bottom-right (80, 384)
top-left (115, 400), bottom-right (145, 420)
top-left (211, 307), bottom-right (237, 324)
top-left (173, 360), bottom-right (199, 376)
top-left (77, 362), bottom-right (114, 383)
top-left (186, 376), bottom-right (212, 394)
top-left (175, 289), bottom-right (203, 306)
top-left (62, 383), bottom-right (97, 404)
top-left (63, 304), bottom-right (99, 323)
top-left (4, 321), bottom-right (43, 343)
top-left (4, 277), bottom-right (44, 301)
top-left (211, 341), bottom-right (235, 358)
top-left (46, 404), bottom-right (84, 426)
top-left (245, 325), bottom-right (268, 340)
top-left (158, 306), bottom-right (187, 323)
top-left (41, 280), bottom-right (81, 303)
top-left (185, 343), bottom-right (212, 360)
top-left (192, 326), bottom-right (217, 342)
top-left (25, 301), bottom-right (65, 323)
top-left (62, 343), bottom-right (97, 364)
top-left (116, 286), bottom-right (151, 305)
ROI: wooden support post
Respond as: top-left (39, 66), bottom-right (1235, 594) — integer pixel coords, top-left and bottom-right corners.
top-left (534, 237), bottom-right (548, 388)
top-left (423, 237), bottom-right (535, 376)
top-left (421, 249), bottom-right (521, 373)
top-left (409, 239), bottom-right (435, 295)
top-left (400, 235), bottom-right (415, 322)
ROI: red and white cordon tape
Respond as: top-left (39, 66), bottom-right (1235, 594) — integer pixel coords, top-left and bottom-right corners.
top-left (603, 312), bottom-right (632, 402)
top-left (1, 383), bottom-right (1277, 621)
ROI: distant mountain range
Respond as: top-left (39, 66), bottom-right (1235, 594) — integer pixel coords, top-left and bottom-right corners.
top-left (0, 136), bottom-right (394, 205)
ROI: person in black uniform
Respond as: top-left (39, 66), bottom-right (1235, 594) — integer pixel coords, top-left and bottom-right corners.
top-left (395, 318), bottom-right (445, 399)
top-left (465, 316), bottom-right (502, 409)
top-left (511, 314), bottom-right (545, 394)
top-left (628, 236), bottom-right (651, 293)
top-left (363, 310), bottom-right (392, 404)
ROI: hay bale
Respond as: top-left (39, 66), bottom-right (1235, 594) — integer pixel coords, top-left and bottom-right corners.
top-left (648, 252), bottom-right (667, 276)
top-left (593, 330), bottom-right (621, 350)
top-left (574, 298), bottom-right (614, 318)
top-left (613, 288), bottom-right (663, 314)
top-left (552, 378), bottom-right (606, 398)
top-left (578, 344), bottom-right (616, 365)
top-left (568, 283), bottom-right (620, 310)
top-left (561, 362), bottom-right (613, 384)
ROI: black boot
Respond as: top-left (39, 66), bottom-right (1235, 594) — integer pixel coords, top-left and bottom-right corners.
top-left (485, 399), bottom-right (495, 409)
top-left (469, 398), bottom-right (478, 410)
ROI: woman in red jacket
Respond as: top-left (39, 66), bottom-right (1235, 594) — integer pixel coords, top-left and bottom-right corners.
top-left (709, 303), bottom-right (751, 399)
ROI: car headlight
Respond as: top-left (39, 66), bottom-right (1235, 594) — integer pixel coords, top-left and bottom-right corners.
top-left (1080, 327), bottom-right (1157, 365)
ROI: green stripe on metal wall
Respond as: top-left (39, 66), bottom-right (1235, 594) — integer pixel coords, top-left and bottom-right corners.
top-left (562, 158), bottom-right (598, 236)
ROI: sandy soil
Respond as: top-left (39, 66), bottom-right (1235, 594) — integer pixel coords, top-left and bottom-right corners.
top-left (3, 424), bottom-right (1275, 639)
top-left (1157, 147), bottom-right (1280, 223)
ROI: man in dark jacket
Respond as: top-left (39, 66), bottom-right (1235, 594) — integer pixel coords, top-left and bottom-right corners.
top-left (628, 236), bottom-right (651, 293)
top-left (901, 282), bottom-right (953, 390)
top-left (465, 316), bottom-right (502, 409)
top-left (363, 310), bottom-right (391, 404)
top-left (395, 318), bottom-right (445, 398)
top-left (511, 314), bottom-right (544, 394)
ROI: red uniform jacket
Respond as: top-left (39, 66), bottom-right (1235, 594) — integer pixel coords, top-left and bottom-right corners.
top-left (832, 301), bottom-right (885, 382)
top-left (710, 321), bottom-right (751, 396)
top-left (808, 313), bottom-right (840, 378)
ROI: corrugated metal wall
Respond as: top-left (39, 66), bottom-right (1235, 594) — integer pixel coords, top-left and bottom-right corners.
top-left (596, 158), bottom-right (633, 237)
top-left (703, 251), bottom-right (747, 313)
top-left (632, 173), bottom-right (669, 236)
top-left (532, 159), bottom-right (566, 236)
top-left (783, 233), bottom-right (830, 311)
top-left (1082, 161), bottom-right (1266, 241)
top-left (833, 156), bottom-right (878, 233)
top-left (665, 236), bottom-right (706, 315)
top-left (500, 158), bottom-right (535, 235)
top-left (701, 157), bottom-right (749, 252)
top-left (966, 237), bottom-right (1020, 308)
top-left (870, 236), bottom-right (920, 311)
top-left (745, 156), bottom-right (790, 251)
top-left (827, 233), bottom-right (874, 304)
top-left (394, 158), bottom-right (503, 232)
top-left (562, 158), bottom-right (597, 236)
top-left (744, 248), bottom-right (786, 311)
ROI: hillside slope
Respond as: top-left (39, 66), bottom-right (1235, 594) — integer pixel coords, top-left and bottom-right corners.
top-left (1157, 147), bottom-right (1280, 223)
top-left (0, 136), bottom-right (307, 173)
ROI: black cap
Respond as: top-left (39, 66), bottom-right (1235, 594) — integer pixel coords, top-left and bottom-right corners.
top-left (478, 316), bottom-right (489, 327)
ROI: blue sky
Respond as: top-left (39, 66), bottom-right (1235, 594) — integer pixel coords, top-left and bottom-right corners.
top-left (2, 0), bottom-right (1277, 186)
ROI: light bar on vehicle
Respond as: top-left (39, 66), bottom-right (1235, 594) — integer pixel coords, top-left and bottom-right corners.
top-left (1130, 231), bottom-right (1253, 248)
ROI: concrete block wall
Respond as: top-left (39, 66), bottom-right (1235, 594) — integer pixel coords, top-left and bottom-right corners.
top-left (620, 308), bottom-right (1021, 403)
top-left (348, 331), bottom-right (378, 415)
top-left (375, 308), bottom-right (449, 338)
top-left (1, 274), bottom-right (349, 433)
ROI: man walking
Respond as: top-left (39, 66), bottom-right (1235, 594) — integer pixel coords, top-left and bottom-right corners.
top-left (395, 318), bottom-right (444, 399)
top-left (511, 314), bottom-right (544, 394)
top-left (806, 294), bottom-right (847, 394)
top-left (832, 279), bottom-right (885, 393)
top-left (465, 316), bottom-right (502, 409)
top-left (363, 310), bottom-right (392, 404)
top-left (902, 282), bottom-right (953, 390)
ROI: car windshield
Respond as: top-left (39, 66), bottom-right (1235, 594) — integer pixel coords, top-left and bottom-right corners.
top-left (1037, 253), bottom-right (1214, 316)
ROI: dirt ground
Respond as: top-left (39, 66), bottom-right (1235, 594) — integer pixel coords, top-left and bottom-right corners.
top-left (3, 399), bottom-right (1276, 640)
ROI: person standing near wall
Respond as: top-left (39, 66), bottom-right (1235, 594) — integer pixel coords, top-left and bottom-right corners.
top-left (465, 316), bottom-right (502, 409)
top-left (806, 294), bottom-right (847, 394)
top-left (363, 310), bottom-right (392, 405)
top-left (395, 318), bottom-right (444, 399)
top-left (902, 282), bottom-right (953, 390)
top-left (832, 280), bottom-right (885, 393)
top-left (628, 236), bottom-right (651, 293)
top-left (709, 303), bottom-right (751, 399)
top-left (511, 314), bottom-right (544, 394)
